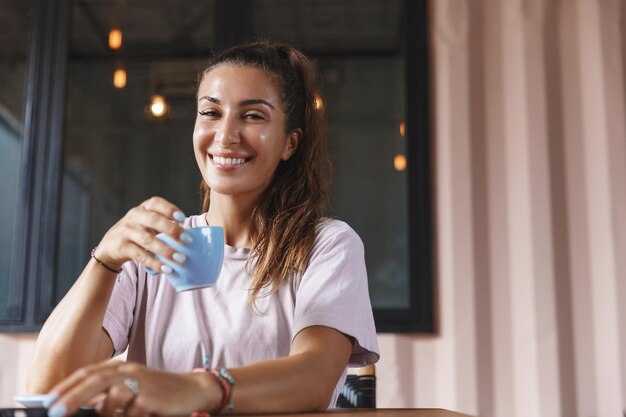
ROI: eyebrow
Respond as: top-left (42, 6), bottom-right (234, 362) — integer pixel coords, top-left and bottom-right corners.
top-left (198, 96), bottom-right (275, 110)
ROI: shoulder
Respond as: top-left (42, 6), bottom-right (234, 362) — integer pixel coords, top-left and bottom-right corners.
top-left (312, 218), bottom-right (364, 255)
top-left (316, 218), bottom-right (359, 238)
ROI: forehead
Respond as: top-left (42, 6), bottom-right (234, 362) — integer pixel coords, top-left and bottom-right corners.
top-left (199, 64), bottom-right (282, 101)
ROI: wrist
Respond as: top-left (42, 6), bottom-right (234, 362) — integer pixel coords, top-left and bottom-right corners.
top-left (91, 247), bottom-right (123, 274)
top-left (190, 370), bottom-right (224, 416)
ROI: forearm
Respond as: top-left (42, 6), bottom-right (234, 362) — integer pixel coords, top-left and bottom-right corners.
top-left (198, 327), bottom-right (353, 414)
top-left (224, 352), bottom-right (338, 413)
top-left (27, 259), bottom-right (118, 393)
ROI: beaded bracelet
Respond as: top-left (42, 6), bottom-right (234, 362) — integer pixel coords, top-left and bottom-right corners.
top-left (211, 368), bottom-right (235, 413)
top-left (91, 247), bottom-right (122, 274)
top-left (191, 367), bottom-right (235, 416)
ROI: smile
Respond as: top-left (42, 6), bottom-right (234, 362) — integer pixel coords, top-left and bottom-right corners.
top-left (209, 154), bottom-right (251, 167)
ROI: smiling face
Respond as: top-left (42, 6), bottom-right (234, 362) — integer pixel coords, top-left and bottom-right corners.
top-left (193, 64), bottom-right (299, 202)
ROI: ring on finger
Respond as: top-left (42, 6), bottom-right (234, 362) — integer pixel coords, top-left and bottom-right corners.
top-left (123, 378), bottom-right (140, 396)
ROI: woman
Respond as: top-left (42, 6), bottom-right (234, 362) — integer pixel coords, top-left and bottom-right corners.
top-left (28, 40), bottom-right (379, 417)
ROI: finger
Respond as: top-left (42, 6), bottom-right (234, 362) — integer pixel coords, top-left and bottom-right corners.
top-left (125, 395), bottom-right (152, 417)
top-left (124, 226), bottom-right (187, 267)
top-left (85, 392), bottom-right (107, 408)
top-left (100, 383), bottom-right (136, 417)
top-left (48, 366), bottom-right (125, 417)
top-left (47, 361), bottom-right (119, 401)
top-left (120, 241), bottom-right (167, 274)
top-left (141, 196), bottom-right (186, 223)
top-left (131, 209), bottom-right (191, 247)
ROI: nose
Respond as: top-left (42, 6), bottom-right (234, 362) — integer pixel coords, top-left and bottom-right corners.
top-left (214, 114), bottom-right (240, 146)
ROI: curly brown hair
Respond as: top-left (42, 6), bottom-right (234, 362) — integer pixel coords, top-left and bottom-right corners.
top-left (198, 40), bottom-right (333, 303)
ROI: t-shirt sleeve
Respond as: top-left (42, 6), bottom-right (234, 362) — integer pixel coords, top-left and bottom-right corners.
top-left (292, 220), bottom-right (380, 367)
top-left (102, 260), bottom-right (139, 357)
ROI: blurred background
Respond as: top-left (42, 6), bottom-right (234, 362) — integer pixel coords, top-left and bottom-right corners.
top-left (0, 0), bottom-right (416, 314)
top-left (1, 1), bottom-right (626, 417)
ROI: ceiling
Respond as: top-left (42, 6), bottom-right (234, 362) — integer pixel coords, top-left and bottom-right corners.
top-left (0, 0), bottom-right (405, 59)
top-left (0, 0), bottom-right (407, 125)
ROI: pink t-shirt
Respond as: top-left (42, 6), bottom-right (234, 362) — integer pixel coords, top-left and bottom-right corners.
top-left (102, 215), bottom-right (379, 407)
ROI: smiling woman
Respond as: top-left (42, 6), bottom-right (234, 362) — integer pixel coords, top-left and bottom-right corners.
top-left (27, 41), bottom-right (379, 417)
top-left (195, 45), bottom-right (334, 304)
top-left (194, 66), bottom-right (299, 205)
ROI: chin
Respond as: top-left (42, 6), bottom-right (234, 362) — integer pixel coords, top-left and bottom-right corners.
top-left (205, 182), bottom-right (249, 197)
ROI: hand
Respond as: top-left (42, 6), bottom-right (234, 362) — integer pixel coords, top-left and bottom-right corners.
top-left (45, 361), bottom-right (221, 417)
top-left (94, 196), bottom-right (192, 274)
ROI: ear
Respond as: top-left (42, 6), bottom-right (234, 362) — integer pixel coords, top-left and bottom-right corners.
top-left (281, 128), bottom-right (301, 161)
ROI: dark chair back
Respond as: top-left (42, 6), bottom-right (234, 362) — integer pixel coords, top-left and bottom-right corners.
top-left (335, 365), bottom-right (376, 408)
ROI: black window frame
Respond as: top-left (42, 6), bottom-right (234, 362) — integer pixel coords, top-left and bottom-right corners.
top-left (0, 0), bottom-right (71, 332)
top-left (373, 0), bottom-right (434, 332)
top-left (0, 0), bottom-right (434, 333)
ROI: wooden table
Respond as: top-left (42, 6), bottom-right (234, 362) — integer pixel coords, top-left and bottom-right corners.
top-left (0, 408), bottom-right (473, 417)
top-left (246, 409), bottom-right (473, 417)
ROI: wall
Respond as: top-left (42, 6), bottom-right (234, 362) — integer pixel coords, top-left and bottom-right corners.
top-left (375, 0), bottom-right (625, 417)
top-left (1, 0), bottom-right (625, 416)
top-left (0, 334), bottom-right (36, 406)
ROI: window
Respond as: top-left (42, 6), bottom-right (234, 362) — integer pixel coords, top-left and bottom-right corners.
top-left (252, 0), bottom-right (434, 331)
top-left (52, 0), bottom-right (216, 305)
top-left (0, 0), bottom-right (32, 325)
top-left (0, 0), bottom-right (433, 333)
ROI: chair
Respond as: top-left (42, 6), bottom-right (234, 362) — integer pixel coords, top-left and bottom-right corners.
top-left (335, 365), bottom-right (376, 408)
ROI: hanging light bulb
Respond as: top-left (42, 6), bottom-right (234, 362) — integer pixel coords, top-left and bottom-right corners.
top-left (148, 95), bottom-right (168, 119)
top-left (113, 68), bottom-right (126, 89)
top-left (399, 121), bottom-right (406, 137)
top-left (393, 154), bottom-right (407, 172)
top-left (109, 28), bottom-right (123, 50)
top-left (313, 95), bottom-right (324, 110)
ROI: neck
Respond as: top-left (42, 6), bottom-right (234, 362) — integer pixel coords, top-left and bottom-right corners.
top-left (206, 192), bottom-right (258, 248)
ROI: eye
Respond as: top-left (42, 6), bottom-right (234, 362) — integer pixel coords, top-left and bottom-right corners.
top-left (198, 109), bottom-right (220, 117)
top-left (243, 111), bottom-right (265, 120)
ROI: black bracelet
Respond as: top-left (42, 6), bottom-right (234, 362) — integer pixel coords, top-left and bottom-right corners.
top-left (91, 247), bottom-right (122, 274)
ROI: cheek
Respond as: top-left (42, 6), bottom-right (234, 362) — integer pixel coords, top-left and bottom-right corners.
top-left (193, 125), bottom-right (211, 148)
top-left (253, 127), bottom-right (286, 154)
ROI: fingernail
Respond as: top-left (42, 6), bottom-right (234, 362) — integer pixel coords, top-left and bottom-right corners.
top-left (145, 267), bottom-right (159, 276)
top-left (42, 392), bottom-right (59, 408)
top-left (180, 232), bottom-right (193, 244)
top-left (161, 264), bottom-right (173, 274)
top-left (173, 211), bottom-right (186, 222)
top-left (48, 403), bottom-right (67, 417)
top-left (172, 252), bottom-right (186, 263)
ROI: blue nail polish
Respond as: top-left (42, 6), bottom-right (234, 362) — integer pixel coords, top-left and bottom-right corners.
top-left (42, 392), bottom-right (59, 408)
top-left (161, 264), bottom-right (173, 274)
top-left (172, 252), bottom-right (186, 263)
top-left (173, 211), bottom-right (186, 222)
top-left (180, 232), bottom-right (193, 244)
top-left (48, 403), bottom-right (67, 417)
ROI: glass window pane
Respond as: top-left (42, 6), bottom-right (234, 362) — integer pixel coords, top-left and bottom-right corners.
top-left (323, 57), bottom-right (408, 309)
top-left (0, 0), bottom-right (32, 319)
top-left (55, 1), bottom-right (215, 301)
top-left (254, 0), bottom-right (408, 308)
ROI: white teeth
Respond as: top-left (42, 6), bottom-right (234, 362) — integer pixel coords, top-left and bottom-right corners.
top-left (213, 156), bottom-right (246, 166)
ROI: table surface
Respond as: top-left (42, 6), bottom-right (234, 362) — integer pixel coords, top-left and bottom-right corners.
top-left (0, 408), bottom-right (473, 417)
top-left (242, 409), bottom-right (473, 417)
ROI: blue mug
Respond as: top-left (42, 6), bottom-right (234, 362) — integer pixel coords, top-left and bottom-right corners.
top-left (149, 226), bottom-right (224, 291)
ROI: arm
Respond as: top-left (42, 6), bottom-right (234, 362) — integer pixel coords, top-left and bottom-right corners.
top-left (27, 197), bottom-right (190, 394)
top-left (224, 325), bottom-right (353, 412)
top-left (43, 325), bottom-right (353, 417)
top-left (26, 261), bottom-right (118, 394)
